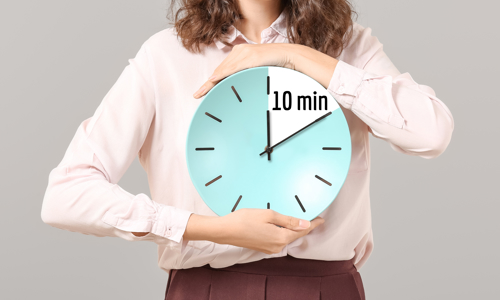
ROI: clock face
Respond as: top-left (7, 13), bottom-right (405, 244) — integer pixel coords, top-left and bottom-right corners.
top-left (186, 66), bottom-right (351, 220)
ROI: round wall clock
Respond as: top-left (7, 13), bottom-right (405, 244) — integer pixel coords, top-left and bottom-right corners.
top-left (186, 66), bottom-right (351, 220)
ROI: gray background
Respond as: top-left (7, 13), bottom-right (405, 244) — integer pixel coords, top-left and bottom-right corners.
top-left (1, 0), bottom-right (498, 299)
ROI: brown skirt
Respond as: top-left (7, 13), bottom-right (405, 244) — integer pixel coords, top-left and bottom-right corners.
top-left (164, 255), bottom-right (365, 300)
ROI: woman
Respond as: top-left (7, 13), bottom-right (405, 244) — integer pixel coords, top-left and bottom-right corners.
top-left (41, 0), bottom-right (454, 299)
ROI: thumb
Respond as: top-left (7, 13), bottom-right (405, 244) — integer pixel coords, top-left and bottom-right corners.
top-left (271, 211), bottom-right (311, 231)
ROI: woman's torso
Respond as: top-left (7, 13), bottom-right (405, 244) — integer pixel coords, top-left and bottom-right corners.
top-left (139, 25), bottom-right (373, 271)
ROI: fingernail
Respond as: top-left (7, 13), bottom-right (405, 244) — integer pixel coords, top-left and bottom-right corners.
top-left (194, 86), bottom-right (205, 97)
top-left (208, 74), bottom-right (217, 81)
top-left (299, 220), bottom-right (310, 229)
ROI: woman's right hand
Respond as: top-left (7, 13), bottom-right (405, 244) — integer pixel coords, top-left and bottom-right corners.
top-left (183, 209), bottom-right (325, 254)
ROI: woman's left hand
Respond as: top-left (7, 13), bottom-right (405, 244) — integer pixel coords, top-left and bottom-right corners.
top-left (193, 43), bottom-right (339, 99)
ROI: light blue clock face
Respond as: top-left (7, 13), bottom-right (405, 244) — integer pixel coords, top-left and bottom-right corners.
top-left (186, 66), bottom-right (351, 220)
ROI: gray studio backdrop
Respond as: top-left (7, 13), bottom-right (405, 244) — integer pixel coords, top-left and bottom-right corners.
top-left (1, 1), bottom-right (498, 299)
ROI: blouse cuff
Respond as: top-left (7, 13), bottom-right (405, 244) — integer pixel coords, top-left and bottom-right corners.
top-left (327, 60), bottom-right (366, 110)
top-left (327, 60), bottom-right (406, 129)
top-left (101, 193), bottom-right (193, 243)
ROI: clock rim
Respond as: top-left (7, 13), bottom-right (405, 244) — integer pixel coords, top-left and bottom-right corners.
top-left (185, 66), bottom-right (352, 220)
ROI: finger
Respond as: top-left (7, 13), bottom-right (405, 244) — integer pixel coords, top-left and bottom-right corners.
top-left (270, 211), bottom-right (311, 231)
top-left (193, 79), bottom-right (218, 99)
top-left (296, 217), bottom-right (324, 233)
top-left (285, 217), bottom-right (325, 241)
top-left (193, 67), bottom-right (235, 98)
top-left (194, 45), bottom-right (256, 98)
top-left (207, 45), bottom-right (255, 81)
top-left (308, 217), bottom-right (325, 230)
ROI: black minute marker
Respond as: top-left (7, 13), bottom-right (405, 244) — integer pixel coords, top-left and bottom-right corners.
top-left (267, 76), bottom-right (270, 95)
top-left (205, 112), bottom-right (222, 123)
top-left (205, 175), bottom-right (222, 186)
top-left (315, 175), bottom-right (332, 186)
top-left (231, 86), bottom-right (242, 102)
top-left (231, 195), bottom-right (242, 212)
top-left (294, 195), bottom-right (306, 212)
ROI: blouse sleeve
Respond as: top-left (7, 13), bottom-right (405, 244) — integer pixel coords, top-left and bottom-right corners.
top-left (41, 40), bottom-right (193, 244)
top-left (327, 23), bottom-right (454, 159)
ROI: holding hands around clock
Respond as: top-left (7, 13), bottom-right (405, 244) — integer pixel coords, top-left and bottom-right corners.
top-left (185, 42), bottom-right (340, 253)
top-left (184, 208), bottom-right (325, 255)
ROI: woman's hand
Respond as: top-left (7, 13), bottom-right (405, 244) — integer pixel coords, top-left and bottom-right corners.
top-left (183, 209), bottom-right (325, 255)
top-left (193, 43), bottom-right (294, 98)
top-left (193, 43), bottom-right (339, 99)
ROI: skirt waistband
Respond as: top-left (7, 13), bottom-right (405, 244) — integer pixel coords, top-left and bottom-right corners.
top-left (202, 255), bottom-right (357, 277)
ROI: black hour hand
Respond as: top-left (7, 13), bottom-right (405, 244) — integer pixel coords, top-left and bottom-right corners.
top-left (259, 111), bottom-right (332, 156)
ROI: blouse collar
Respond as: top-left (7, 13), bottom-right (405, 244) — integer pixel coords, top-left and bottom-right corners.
top-left (214, 10), bottom-right (287, 50)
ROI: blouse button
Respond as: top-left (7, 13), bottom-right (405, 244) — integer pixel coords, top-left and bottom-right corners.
top-left (165, 227), bottom-right (172, 237)
top-left (337, 84), bottom-right (345, 94)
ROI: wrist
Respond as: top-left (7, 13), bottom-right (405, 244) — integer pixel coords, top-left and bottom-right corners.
top-left (183, 213), bottom-right (226, 242)
top-left (266, 43), bottom-right (297, 70)
top-left (290, 44), bottom-right (338, 88)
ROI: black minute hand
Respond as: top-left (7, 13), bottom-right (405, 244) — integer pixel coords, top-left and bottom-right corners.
top-left (259, 111), bottom-right (332, 156)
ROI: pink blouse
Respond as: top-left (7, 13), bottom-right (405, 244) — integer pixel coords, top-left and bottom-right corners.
top-left (41, 10), bottom-right (454, 271)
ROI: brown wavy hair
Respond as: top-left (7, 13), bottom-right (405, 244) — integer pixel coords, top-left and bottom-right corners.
top-left (167, 0), bottom-right (357, 57)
